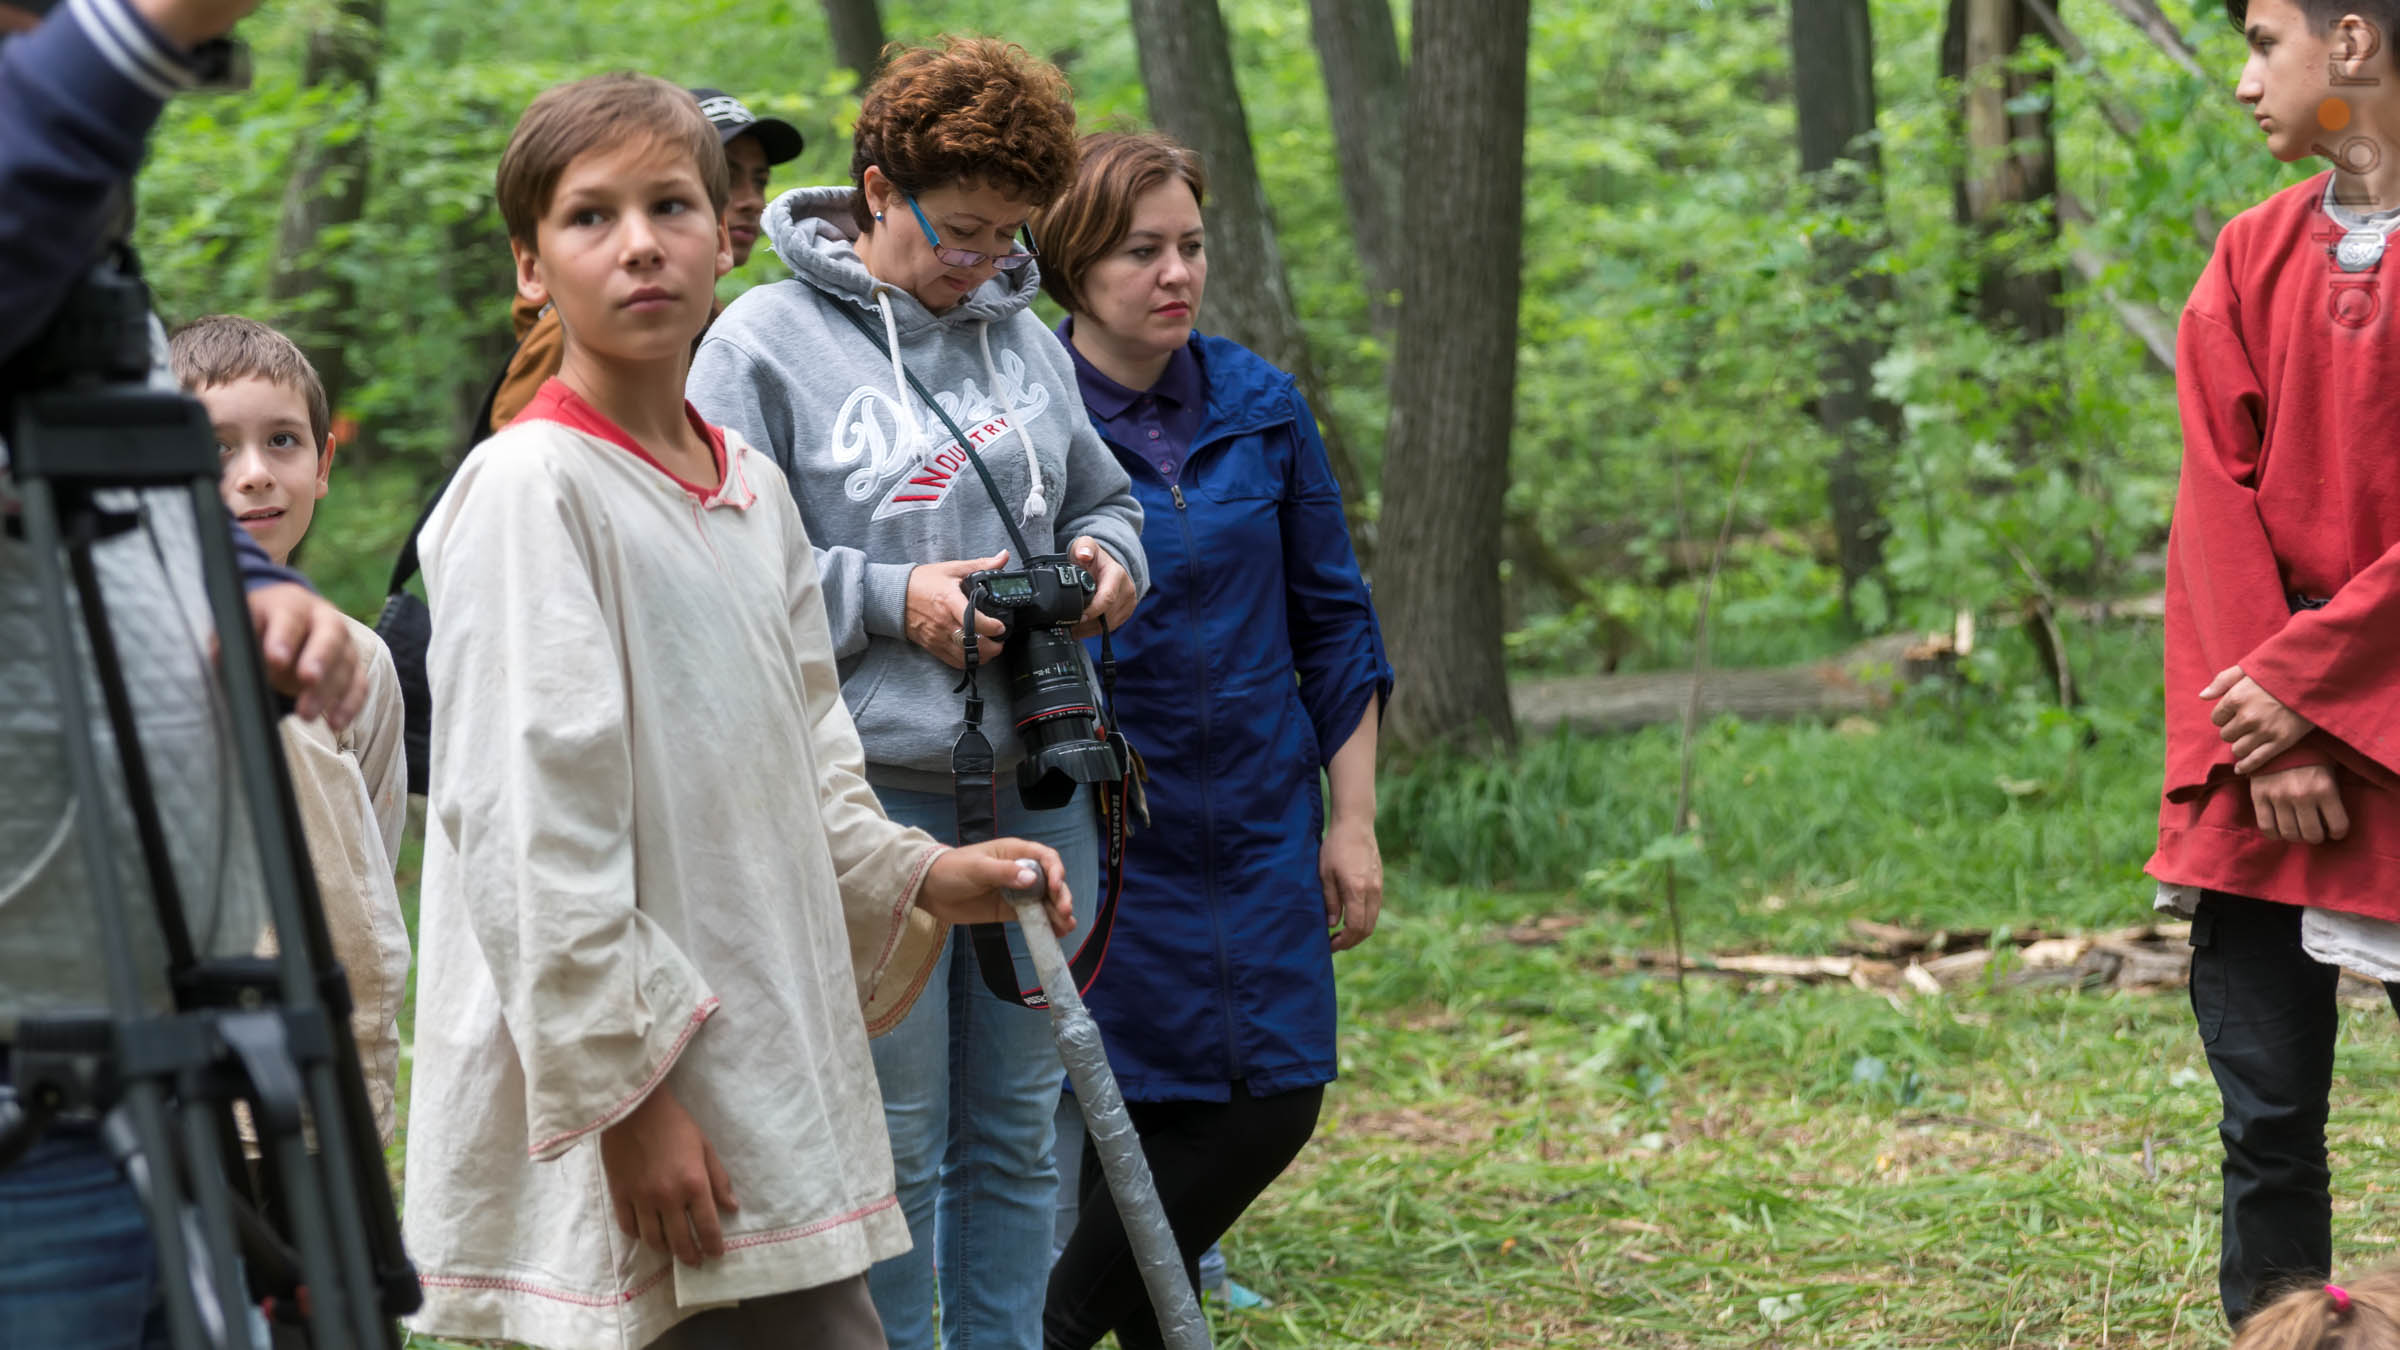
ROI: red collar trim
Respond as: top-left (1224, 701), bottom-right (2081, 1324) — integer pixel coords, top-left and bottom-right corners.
top-left (515, 379), bottom-right (755, 510)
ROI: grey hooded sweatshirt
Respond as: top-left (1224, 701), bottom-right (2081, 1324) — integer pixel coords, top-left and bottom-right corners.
top-left (688, 186), bottom-right (1148, 792)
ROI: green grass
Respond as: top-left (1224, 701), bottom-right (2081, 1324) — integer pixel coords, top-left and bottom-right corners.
top-left (392, 620), bottom-right (2400, 1348)
top-left (1203, 926), bottom-right (2400, 1349)
top-left (1383, 617), bottom-right (2170, 947)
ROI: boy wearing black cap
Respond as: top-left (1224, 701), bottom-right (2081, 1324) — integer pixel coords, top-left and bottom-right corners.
top-left (488, 85), bottom-right (803, 431)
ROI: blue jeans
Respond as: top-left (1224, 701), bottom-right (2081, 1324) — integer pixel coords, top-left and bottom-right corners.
top-left (868, 783), bottom-right (1099, 1350)
top-left (0, 1121), bottom-right (168, 1350)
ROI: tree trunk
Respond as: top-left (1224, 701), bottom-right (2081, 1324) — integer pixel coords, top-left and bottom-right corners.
top-left (1377, 0), bottom-right (1528, 755)
top-left (1944, 0), bottom-right (2064, 344)
top-left (1306, 0), bottom-right (1406, 334)
top-left (267, 0), bottom-right (384, 443)
top-left (818, 0), bottom-right (885, 90)
top-left (1789, 0), bottom-right (1899, 613)
top-left (1126, 0), bottom-right (1371, 526)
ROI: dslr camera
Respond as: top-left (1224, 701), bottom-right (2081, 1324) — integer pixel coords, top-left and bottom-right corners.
top-left (962, 555), bottom-right (1124, 809)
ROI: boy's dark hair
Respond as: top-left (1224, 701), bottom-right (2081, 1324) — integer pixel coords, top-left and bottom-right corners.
top-left (2227, 0), bottom-right (2400, 37)
top-left (1033, 132), bottom-right (1208, 316)
top-left (496, 72), bottom-right (730, 246)
top-left (847, 36), bottom-right (1080, 233)
top-left (168, 315), bottom-right (330, 450)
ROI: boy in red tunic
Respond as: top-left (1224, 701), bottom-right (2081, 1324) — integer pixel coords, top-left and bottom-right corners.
top-left (2152, 0), bottom-right (2400, 1324)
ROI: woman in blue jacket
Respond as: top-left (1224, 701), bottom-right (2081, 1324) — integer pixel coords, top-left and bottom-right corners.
top-left (1033, 132), bottom-right (1393, 1349)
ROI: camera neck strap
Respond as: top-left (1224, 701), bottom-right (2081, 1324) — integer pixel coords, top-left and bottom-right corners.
top-left (832, 296), bottom-right (1132, 1011)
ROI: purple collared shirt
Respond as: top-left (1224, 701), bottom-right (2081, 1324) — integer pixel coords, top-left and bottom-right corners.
top-left (1060, 320), bottom-right (1205, 484)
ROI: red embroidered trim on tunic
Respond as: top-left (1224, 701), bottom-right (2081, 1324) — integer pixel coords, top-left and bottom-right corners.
top-left (415, 1196), bottom-right (899, 1308)
top-left (517, 379), bottom-right (743, 506)
top-left (524, 996), bottom-right (720, 1159)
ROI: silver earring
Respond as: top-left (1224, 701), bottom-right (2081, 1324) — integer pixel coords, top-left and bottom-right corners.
top-left (874, 211), bottom-right (885, 222)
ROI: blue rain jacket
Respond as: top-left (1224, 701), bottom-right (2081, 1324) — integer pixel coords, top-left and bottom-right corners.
top-left (1079, 333), bottom-right (1393, 1102)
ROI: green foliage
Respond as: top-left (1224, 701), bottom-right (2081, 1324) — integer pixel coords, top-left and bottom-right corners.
top-left (127, 0), bottom-right (2293, 653)
top-left (1381, 620), bottom-right (2166, 951)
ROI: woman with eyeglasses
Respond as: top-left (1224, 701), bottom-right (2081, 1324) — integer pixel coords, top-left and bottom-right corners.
top-left (1030, 132), bottom-right (1392, 1350)
top-left (687, 37), bottom-right (1148, 1350)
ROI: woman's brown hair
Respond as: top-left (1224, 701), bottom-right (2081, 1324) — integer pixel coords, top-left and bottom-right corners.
top-left (1031, 132), bottom-right (1208, 316)
top-left (847, 37), bottom-right (1080, 233)
top-left (2235, 1270), bottom-right (2400, 1350)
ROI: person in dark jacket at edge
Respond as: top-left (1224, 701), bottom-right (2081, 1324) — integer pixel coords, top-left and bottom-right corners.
top-left (2, 1), bottom-right (367, 1345)
top-left (1031, 131), bottom-right (1392, 1350)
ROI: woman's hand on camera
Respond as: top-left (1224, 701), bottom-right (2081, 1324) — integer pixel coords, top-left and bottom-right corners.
top-left (1068, 538), bottom-right (1137, 637)
top-left (906, 551), bottom-right (1010, 669)
top-left (917, 840), bottom-right (1075, 935)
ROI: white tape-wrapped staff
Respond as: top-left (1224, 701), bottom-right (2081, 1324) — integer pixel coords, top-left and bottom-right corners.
top-left (1008, 873), bottom-right (1211, 1350)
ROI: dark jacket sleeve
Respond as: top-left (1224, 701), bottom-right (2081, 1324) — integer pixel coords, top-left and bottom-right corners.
top-left (0, 0), bottom-right (196, 363)
top-left (1279, 389), bottom-right (1391, 764)
top-left (232, 520), bottom-right (307, 592)
top-left (0, 6), bottom-right (301, 596)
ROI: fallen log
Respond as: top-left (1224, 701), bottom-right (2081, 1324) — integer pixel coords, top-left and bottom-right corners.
top-left (1513, 634), bottom-right (1920, 737)
top-left (1512, 595), bottom-right (2166, 737)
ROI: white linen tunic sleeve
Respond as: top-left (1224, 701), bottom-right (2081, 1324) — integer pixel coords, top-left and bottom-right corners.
top-left (422, 445), bottom-right (716, 1160)
top-left (774, 495), bottom-right (949, 1034)
top-left (273, 621), bottom-right (413, 1145)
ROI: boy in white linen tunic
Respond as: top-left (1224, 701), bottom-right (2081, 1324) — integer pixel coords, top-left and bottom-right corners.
top-left (401, 73), bottom-right (1077, 1350)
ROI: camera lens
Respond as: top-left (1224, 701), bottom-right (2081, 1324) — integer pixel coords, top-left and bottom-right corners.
top-left (1009, 626), bottom-right (1118, 810)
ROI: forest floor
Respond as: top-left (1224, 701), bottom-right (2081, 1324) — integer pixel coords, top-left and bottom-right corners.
top-left (390, 621), bottom-right (2400, 1349)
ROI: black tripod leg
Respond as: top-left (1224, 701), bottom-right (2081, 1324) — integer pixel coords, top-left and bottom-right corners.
top-left (61, 509), bottom-right (196, 969)
top-left (181, 480), bottom-right (402, 1350)
top-left (17, 474), bottom-right (213, 1350)
top-left (175, 1095), bottom-right (259, 1345)
top-left (65, 506), bottom-right (260, 1346)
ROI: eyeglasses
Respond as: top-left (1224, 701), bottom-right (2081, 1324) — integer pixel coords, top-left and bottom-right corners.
top-left (904, 193), bottom-right (1037, 270)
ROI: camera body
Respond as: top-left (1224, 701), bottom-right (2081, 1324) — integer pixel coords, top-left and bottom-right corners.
top-left (962, 555), bottom-right (1094, 639)
top-left (961, 555), bottom-right (1121, 810)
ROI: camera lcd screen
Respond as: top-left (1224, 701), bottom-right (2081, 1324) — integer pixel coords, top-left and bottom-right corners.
top-left (983, 575), bottom-right (1037, 601)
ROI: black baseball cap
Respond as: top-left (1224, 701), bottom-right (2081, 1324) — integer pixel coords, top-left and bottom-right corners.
top-left (687, 88), bottom-right (804, 165)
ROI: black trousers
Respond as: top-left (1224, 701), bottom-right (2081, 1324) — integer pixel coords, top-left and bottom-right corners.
top-left (1043, 1081), bottom-right (1322, 1350)
top-left (2190, 892), bottom-right (2400, 1325)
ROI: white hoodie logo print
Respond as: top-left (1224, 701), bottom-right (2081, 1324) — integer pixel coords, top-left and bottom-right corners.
top-left (826, 348), bottom-right (1053, 521)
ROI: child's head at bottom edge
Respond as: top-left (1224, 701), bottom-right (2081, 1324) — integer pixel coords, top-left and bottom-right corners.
top-left (169, 314), bottom-right (334, 568)
top-left (2236, 1269), bottom-right (2400, 1349)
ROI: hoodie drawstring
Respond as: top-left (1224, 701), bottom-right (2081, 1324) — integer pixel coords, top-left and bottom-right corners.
top-left (870, 287), bottom-right (1048, 527)
top-left (977, 320), bottom-right (1046, 523)
top-left (873, 286), bottom-right (931, 452)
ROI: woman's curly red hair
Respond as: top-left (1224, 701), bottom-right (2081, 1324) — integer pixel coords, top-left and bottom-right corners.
top-left (849, 36), bottom-right (1080, 231)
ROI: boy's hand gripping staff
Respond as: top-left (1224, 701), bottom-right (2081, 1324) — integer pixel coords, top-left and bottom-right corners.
top-left (1006, 868), bottom-right (1211, 1350)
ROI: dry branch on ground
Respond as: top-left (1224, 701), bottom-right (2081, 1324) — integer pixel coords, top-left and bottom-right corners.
top-left (1504, 914), bottom-right (2391, 1000)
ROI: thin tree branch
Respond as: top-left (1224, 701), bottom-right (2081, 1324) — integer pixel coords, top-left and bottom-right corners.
top-left (2058, 191), bottom-right (2178, 374)
top-left (2096, 0), bottom-right (2208, 81)
top-left (2020, 0), bottom-right (2147, 146)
